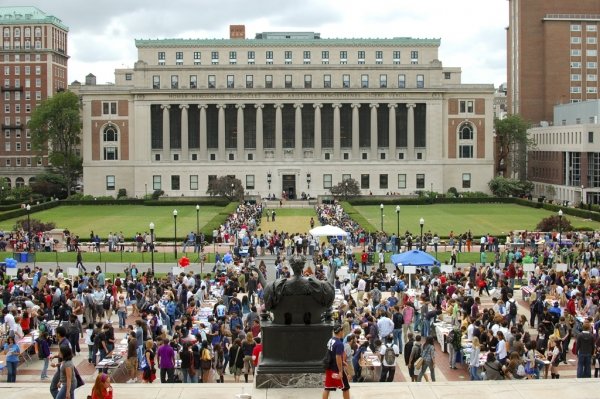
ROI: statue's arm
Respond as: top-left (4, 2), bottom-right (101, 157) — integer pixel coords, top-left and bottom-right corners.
top-left (328, 261), bottom-right (336, 285)
top-left (251, 265), bottom-right (268, 289)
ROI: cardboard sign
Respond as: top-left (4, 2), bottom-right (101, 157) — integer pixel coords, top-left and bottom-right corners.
top-left (68, 268), bottom-right (79, 277)
top-left (403, 265), bottom-right (417, 275)
top-left (440, 265), bottom-right (453, 274)
top-left (5, 268), bottom-right (18, 276)
top-left (172, 266), bottom-right (185, 275)
top-left (555, 263), bottom-right (568, 272)
top-left (522, 263), bottom-right (535, 273)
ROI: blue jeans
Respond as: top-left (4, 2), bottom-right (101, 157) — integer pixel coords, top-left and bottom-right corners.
top-left (392, 328), bottom-right (403, 353)
top-left (469, 366), bottom-right (481, 380)
top-left (417, 360), bottom-right (435, 381)
top-left (55, 383), bottom-right (75, 399)
top-left (41, 358), bottom-right (49, 378)
top-left (421, 320), bottom-right (430, 338)
top-left (6, 360), bottom-right (17, 382)
top-left (577, 353), bottom-right (592, 378)
top-left (118, 310), bottom-right (127, 328)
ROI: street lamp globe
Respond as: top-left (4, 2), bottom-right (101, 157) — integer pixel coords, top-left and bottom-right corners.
top-left (396, 205), bottom-right (400, 213)
top-left (420, 217), bottom-right (424, 227)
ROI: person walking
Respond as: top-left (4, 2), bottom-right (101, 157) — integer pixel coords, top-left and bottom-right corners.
top-left (417, 336), bottom-right (436, 382)
top-left (576, 322), bottom-right (595, 378)
top-left (76, 250), bottom-right (86, 272)
top-left (378, 334), bottom-right (399, 382)
top-left (323, 325), bottom-right (350, 399)
top-left (55, 346), bottom-right (76, 399)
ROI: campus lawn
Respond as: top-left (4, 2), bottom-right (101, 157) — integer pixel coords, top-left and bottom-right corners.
top-left (259, 208), bottom-right (317, 235)
top-left (354, 203), bottom-right (600, 237)
top-left (0, 205), bottom-right (225, 239)
top-left (27, 250), bottom-right (216, 264)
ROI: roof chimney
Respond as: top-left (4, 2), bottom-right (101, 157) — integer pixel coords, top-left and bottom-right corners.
top-left (229, 25), bottom-right (245, 39)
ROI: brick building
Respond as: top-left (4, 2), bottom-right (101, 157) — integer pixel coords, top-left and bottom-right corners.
top-left (0, 6), bottom-right (69, 189)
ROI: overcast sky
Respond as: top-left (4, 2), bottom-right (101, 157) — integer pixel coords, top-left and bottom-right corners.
top-left (22, 0), bottom-right (508, 86)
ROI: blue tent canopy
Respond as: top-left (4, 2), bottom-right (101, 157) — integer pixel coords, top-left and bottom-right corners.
top-left (390, 250), bottom-right (440, 267)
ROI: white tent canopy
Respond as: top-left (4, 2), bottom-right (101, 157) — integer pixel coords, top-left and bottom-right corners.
top-left (309, 224), bottom-right (349, 237)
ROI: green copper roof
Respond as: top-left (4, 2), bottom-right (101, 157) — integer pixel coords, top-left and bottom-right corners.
top-left (0, 6), bottom-right (68, 31)
top-left (135, 37), bottom-right (441, 48)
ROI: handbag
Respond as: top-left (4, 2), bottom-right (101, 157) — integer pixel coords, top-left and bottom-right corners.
top-left (414, 356), bottom-right (424, 370)
top-left (74, 367), bottom-right (85, 388)
top-left (229, 348), bottom-right (241, 374)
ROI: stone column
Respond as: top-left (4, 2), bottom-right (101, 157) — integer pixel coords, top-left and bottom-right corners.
top-left (351, 103), bottom-right (360, 159)
top-left (179, 104), bottom-right (189, 160)
top-left (236, 104), bottom-right (245, 161)
top-left (313, 103), bottom-right (322, 159)
top-left (274, 103), bottom-right (283, 159)
top-left (161, 104), bottom-right (170, 157)
top-left (407, 103), bottom-right (416, 160)
top-left (199, 104), bottom-right (207, 160)
top-left (333, 103), bottom-right (341, 160)
top-left (294, 103), bottom-right (303, 160)
top-left (388, 104), bottom-right (397, 160)
top-left (217, 104), bottom-right (226, 160)
top-left (370, 103), bottom-right (378, 160)
top-left (255, 104), bottom-right (264, 161)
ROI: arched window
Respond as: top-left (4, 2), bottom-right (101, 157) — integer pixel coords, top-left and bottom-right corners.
top-left (103, 125), bottom-right (118, 142)
top-left (13, 28), bottom-right (20, 37)
top-left (24, 27), bottom-right (30, 37)
top-left (2, 177), bottom-right (11, 189)
top-left (15, 177), bottom-right (25, 188)
top-left (457, 122), bottom-right (475, 159)
top-left (28, 177), bottom-right (36, 185)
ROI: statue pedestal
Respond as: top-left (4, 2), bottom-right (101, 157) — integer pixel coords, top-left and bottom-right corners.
top-left (255, 323), bottom-right (332, 388)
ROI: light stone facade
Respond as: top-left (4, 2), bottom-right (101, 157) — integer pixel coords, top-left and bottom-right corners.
top-left (72, 32), bottom-right (495, 198)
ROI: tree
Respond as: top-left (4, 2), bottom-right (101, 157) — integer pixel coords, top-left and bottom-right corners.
top-left (488, 176), bottom-right (533, 197)
top-left (206, 176), bottom-right (244, 200)
top-left (536, 215), bottom-right (573, 232)
top-left (30, 172), bottom-right (68, 199)
top-left (330, 178), bottom-right (361, 199)
top-left (494, 114), bottom-right (532, 178)
top-left (29, 91), bottom-right (82, 196)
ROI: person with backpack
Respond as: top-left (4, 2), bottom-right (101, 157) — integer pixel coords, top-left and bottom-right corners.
top-left (37, 331), bottom-right (51, 380)
top-left (378, 334), bottom-right (399, 382)
top-left (448, 326), bottom-right (462, 370)
top-left (408, 334), bottom-right (422, 382)
top-left (506, 294), bottom-right (518, 328)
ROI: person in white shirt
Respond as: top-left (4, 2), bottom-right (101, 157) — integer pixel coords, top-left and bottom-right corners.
top-left (496, 331), bottom-right (508, 364)
top-left (378, 334), bottom-right (400, 382)
top-left (467, 321), bottom-right (475, 341)
top-left (377, 313), bottom-right (395, 340)
top-left (356, 276), bottom-right (366, 303)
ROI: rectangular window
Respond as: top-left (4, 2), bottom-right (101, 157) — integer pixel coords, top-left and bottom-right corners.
top-left (572, 74), bottom-right (582, 81)
top-left (190, 175), bottom-right (198, 190)
top-left (459, 145), bottom-right (473, 158)
top-left (303, 50), bottom-right (311, 64)
top-left (321, 50), bottom-right (329, 61)
top-left (15, 142), bottom-right (21, 151)
top-left (102, 102), bottom-right (117, 115)
top-left (175, 51), bottom-right (183, 65)
top-left (227, 75), bottom-right (234, 88)
top-left (357, 50), bottom-right (365, 60)
top-left (247, 51), bottom-right (255, 62)
top-left (246, 175), bottom-right (255, 190)
top-left (361, 74), bottom-right (369, 88)
top-left (587, 50), bottom-right (598, 57)
top-left (266, 50), bottom-right (273, 63)
top-left (379, 174), bottom-right (388, 189)
top-left (35, 65), bottom-right (41, 75)
top-left (416, 74), bottom-right (424, 88)
top-left (189, 75), bottom-right (197, 89)
top-left (571, 24), bottom-right (581, 31)
top-left (571, 49), bottom-right (582, 56)
top-left (285, 75), bottom-right (292, 88)
top-left (589, 131), bottom-right (594, 143)
top-left (410, 50), bottom-right (419, 63)
top-left (587, 74), bottom-right (597, 81)
top-left (571, 86), bottom-right (582, 93)
top-left (324, 74), bottom-right (331, 88)
top-left (398, 74), bottom-right (406, 88)
top-left (323, 174), bottom-right (332, 189)
top-left (171, 75), bottom-right (179, 89)
top-left (152, 75), bottom-right (160, 89)
top-left (304, 74), bottom-right (312, 88)
top-left (211, 51), bottom-right (219, 64)
top-left (171, 175), bottom-right (180, 190)
top-left (106, 175), bottom-right (115, 190)
top-left (229, 51), bottom-right (237, 63)
top-left (444, 72), bottom-right (451, 79)
top-left (284, 50), bottom-right (292, 64)
top-left (462, 173), bottom-right (471, 189)
top-left (416, 174), bottom-right (425, 189)
top-left (393, 50), bottom-right (401, 63)
top-left (571, 36), bottom-right (582, 44)
top-left (379, 74), bottom-right (387, 88)
top-left (340, 50), bottom-right (347, 64)
top-left (587, 25), bottom-right (597, 32)
top-left (125, 73), bottom-right (132, 81)
top-left (158, 52), bottom-right (165, 64)
top-left (375, 50), bottom-right (383, 60)
top-left (153, 175), bottom-right (161, 190)
top-left (208, 75), bottom-right (216, 89)
top-left (587, 37), bottom-right (597, 45)
top-left (398, 174), bottom-right (406, 189)
top-left (571, 61), bottom-right (582, 68)
top-left (360, 174), bottom-right (369, 189)
top-left (103, 147), bottom-right (118, 160)
top-left (343, 74), bottom-right (350, 88)
top-left (588, 62), bottom-right (598, 68)
top-left (265, 75), bottom-right (273, 88)
top-left (193, 51), bottom-right (201, 65)
top-left (246, 75), bottom-right (253, 88)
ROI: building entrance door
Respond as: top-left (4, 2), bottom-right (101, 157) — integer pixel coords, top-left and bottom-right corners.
top-left (282, 174), bottom-right (296, 199)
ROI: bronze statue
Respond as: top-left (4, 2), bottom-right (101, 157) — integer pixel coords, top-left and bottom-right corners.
top-left (251, 255), bottom-right (336, 324)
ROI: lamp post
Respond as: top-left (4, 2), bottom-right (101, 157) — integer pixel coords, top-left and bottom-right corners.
top-left (267, 172), bottom-right (272, 190)
top-left (231, 183), bottom-right (235, 200)
top-left (581, 185), bottom-right (585, 207)
top-left (379, 203), bottom-right (384, 252)
top-left (419, 217), bottom-right (424, 251)
top-left (306, 173), bottom-right (311, 190)
top-left (26, 204), bottom-right (31, 252)
top-left (195, 204), bottom-right (200, 237)
top-left (395, 205), bottom-right (400, 253)
top-left (173, 209), bottom-right (178, 259)
top-left (558, 209), bottom-right (563, 248)
top-left (149, 222), bottom-right (155, 275)
top-left (344, 182), bottom-right (348, 201)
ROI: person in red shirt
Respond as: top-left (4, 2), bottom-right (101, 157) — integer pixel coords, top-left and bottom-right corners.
top-left (91, 373), bottom-right (113, 399)
top-left (252, 337), bottom-right (263, 367)
top-left (251, 319), bottom-right (261, 338)
top-left (566, 295), bottom-right (577, 316)
top-left (360, 251), bottom-right (368, 273)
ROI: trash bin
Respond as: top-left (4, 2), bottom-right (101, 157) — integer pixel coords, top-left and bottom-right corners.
top-left (27, 252), bottom-right (35, 262)
top-left (19, 252), bottom-right (28, 262)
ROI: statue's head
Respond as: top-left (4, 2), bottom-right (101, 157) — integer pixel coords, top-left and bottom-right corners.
top-left (289, 255), bottom-right (306, 277)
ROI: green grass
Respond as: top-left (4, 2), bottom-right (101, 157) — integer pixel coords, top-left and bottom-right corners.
top-left (22, 250), bottom-right (218, 264)
top-left (0, 205), bottom-right (225, 239)
top-left (259, 208), bottom-right (317, 235)
top-left (354, 203), bottom-right (600, 237)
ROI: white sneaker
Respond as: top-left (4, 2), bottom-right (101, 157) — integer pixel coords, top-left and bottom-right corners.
top-left (126, 379), bottom-right (134, 384)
